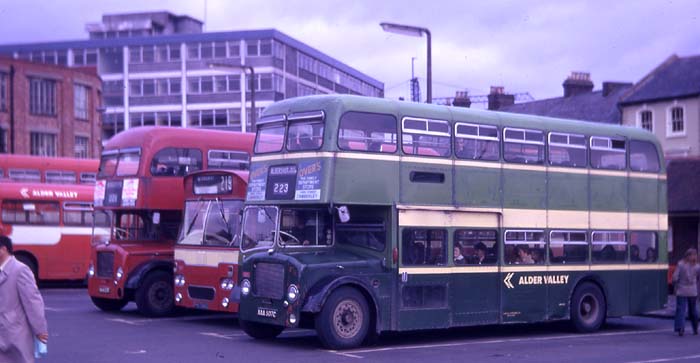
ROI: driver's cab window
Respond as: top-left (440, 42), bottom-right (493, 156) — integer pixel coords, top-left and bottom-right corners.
top-left (279, 209), bottom-right (331, 247)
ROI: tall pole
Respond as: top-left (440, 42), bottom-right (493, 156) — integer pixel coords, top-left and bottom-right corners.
top-left (247, 66), bottom-right (256, 133)
top-left (425, 29), bottom-right (432, 104)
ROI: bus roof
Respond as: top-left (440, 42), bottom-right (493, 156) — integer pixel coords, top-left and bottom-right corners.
top-left (0, 154), bottom-right (98, 183)
top-left (261, 95), bottom-right (660, 145)
top-left (103, 127), bottom-right (255, 155)
top-left (0, 181), bottom-right (95, 202)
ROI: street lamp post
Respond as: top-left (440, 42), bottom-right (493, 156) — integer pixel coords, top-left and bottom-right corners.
top-left (208, 63), bottom-right (256, 133)
top-left (380, 22), bottom-right (432, 104)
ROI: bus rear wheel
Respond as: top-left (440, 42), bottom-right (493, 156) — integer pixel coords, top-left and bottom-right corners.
top-left (239, 319), bottom-right (284, 339)
top-left (91, 296), bottom-right (128, 312)
top-left (315, 287), bottom-right (370, 350)
top-left (571, 282), bottom-right (606, 333)
top-left (135, 270), bottom-right (175, 317)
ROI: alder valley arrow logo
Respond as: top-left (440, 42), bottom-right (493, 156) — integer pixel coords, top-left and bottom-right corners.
top-left (503, 272), bottom-right (515, 289)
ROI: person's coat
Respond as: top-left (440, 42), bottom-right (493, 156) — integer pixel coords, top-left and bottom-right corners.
top-left (672, 260), bottom-right (700, 297)
top-left (0, 256), bottom-right (48, 363)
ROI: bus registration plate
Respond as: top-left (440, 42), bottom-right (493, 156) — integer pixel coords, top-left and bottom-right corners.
top-left (257, 307), bottom-right (277, 319)
top-left (98, 286), bottom-right (111, 294)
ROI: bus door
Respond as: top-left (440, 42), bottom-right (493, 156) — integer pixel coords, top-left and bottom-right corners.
top-left (397, 210), bottom-right (450, 331)
top-left (451, 223), bottom-right (501, 326)
top-left (500, 230), bottom-right (548, 323)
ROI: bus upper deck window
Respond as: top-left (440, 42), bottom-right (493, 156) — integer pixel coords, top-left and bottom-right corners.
top-left (151, 148), bottom-right (202, 176)
top-left (254, 124), bottom-right (285, 154)
top-left (590, 136), bottom-right (626, 170)
top-left (401, 117), bottom-right (451, 157)
top-left (503, 128), bottom-right (545, 165)
top-left (116, 150), bottom-right (141, 176)
top-left (629, 140), bottom-right (660, 173)
top-left (338, 112), bottom-right (398, 153)
top-left (98, 152), bottom-right (118, 177)
top-left (286, 110), bottom-right (325, 152)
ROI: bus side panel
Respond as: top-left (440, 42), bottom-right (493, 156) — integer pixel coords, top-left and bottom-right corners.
top-left (400, 161), bottom-right (452, 206)
top-left (590, 175), bottom-right (626, 213)
top-left (547, 172), bottom-right (588, 211)
top-left (454, 166), bottom-right (500, 207)
top-left (599, 270), bottom-right (630, 317)
top-left (629, 178), bottom-right (658, 213)
top-left (629, 269), bottom-right (665, 314)
top-left (547, 270), bottom-right (585, 320)
top-left (333, 159), bottom-right (399, 204)
top-left (502, 169), bottom-right (546, 210)
top-left (451, 271), bottom-right (500, 325)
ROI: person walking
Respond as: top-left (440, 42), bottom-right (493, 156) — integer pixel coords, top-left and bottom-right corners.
top-left (0, 236), bottom-right (49, 363)
top-left (672, 248), bottom-right (700, 336)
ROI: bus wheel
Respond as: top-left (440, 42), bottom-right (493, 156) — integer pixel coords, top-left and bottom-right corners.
top-left (239, 319), bottom-right (284, 339)
top-left (136, 270), bottom-right (175, 317)
top-left (571, 282), bottom-right (606, 333)
top-left (315, 287), bottom-right (369, 350)
top-left (91, 296), bottom-right (128, 312)
top-left (16, 253), bottom-right (38, 282)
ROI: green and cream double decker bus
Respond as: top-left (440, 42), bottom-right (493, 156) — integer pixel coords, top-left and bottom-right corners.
top-left (235, 95), bottom-right (667, 349)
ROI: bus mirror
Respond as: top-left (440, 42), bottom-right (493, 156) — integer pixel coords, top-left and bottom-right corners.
top-left (153, 212), bottom-right (161, 225)
top-left (336, 205), bottom-right (350, 223)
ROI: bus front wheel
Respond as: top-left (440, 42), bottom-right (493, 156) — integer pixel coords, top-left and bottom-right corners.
top-left (135, 270), bottom-right (175, 317)
top-left (315, 287), bottom-right (370, 350)
top-left (91, 296), bottom-right (128, 312)
top-left (571, 282), bottom-right (606, 333)
top-left (239, 319), bottom-right (284, 339)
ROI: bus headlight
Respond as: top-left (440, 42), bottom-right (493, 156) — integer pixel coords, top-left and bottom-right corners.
top-left (175, 275), bottom-right (185, 287)
top-left (220, 278), bottom-right (234, 290)
top-left (222, 297), bottom-right (230, 308)
top-left (115, 267), bottom-right (124, 280)
top-left (175, 293), bottom-right (183, 303)
top-left (287, 284), bottom-right (299, 303)
top-left (88, 264), bottom-right (95, 278)
top-left (241, 279), bottom-right (251, 296)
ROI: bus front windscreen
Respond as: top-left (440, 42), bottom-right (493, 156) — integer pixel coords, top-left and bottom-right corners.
top-left (241, 206), bottom-right (278, 251)
top-left (116, 151), bottom-right (141, 176)
top-left (178, 200), bottom-right (243, 247)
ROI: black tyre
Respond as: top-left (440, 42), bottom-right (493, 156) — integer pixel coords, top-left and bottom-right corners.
top-left (16, 253), bottom-right (38, 281)
top-left (135, 270), bottom-right (175, 317)
top-left (240, 319), bottom-right (284, 340)
top-left (315, 287), bottom-right (370, 350)
top-left (571, 282), bottom-right (606, 333)
top-left (91, 296), bottom-right (128, 312)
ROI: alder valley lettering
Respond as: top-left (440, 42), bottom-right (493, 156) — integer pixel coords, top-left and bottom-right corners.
top-left (518, 274), bottom-right (570, 285)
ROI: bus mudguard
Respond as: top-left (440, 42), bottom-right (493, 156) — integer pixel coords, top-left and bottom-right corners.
top-left (301, 275), bottom-right (382, 333)
top-left (125, 260), bottom-right (174, 289)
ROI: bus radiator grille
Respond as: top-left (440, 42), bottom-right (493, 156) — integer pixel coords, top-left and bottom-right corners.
top-left (254, 263), bottom-right (284, 300)
top-left (187, 285), bottom-right (216, 301)
top-left (96, 252), bottom-right (115, 278)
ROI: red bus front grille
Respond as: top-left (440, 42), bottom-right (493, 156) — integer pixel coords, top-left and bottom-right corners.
top-left (96, 252), bottom-right (114, 278)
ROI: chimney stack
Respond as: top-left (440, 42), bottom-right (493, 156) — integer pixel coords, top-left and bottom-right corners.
top-left (562, 71), bottom-right (594, 97)
top-left (487, 86), bottom-right (514, 110)
top-left (452, 91), bottom-right (471, 108)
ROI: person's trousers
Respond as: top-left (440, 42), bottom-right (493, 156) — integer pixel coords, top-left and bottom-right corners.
top-left (674, 296), bottom-right (699, 332)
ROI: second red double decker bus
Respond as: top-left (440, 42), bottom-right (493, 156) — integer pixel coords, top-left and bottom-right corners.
top-left (87, 127), bottom-right (253, 316)
top-left (173, 169), bottom-right (248, 312)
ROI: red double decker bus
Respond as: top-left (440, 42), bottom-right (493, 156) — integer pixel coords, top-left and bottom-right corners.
top-left (87, 127), bottom-right (254, 316)
top-left (0, 154), bottom-right (98, 184)
top-left (0, 181), bottom-right (106, 280)
top-left (173, 170), bottom-right (248, 312)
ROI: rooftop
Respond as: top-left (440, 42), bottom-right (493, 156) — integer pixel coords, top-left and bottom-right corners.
top-left (620, 54), bottom-right (700, 105)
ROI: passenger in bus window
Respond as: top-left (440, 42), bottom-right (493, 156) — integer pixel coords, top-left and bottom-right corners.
top-left (471, 242), bottom-right (488, 265)
top-left (630, 245), bottom-right (642, 262)
top-left (515, 245), bottom-right (535, 264)
top-left (453, 246), bottom-right (465, 265)
top-left (646, 248), bottom-right (657, 262)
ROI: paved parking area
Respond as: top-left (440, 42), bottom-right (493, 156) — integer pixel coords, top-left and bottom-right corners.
top-left (41, 288), bottom-right (700, 363)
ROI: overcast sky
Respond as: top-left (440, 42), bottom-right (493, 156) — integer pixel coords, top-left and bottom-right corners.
top-left (0, 0), bottom-right (698, 103)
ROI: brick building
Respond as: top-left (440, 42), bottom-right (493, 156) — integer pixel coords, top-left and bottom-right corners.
top-left (0, 56), bottom-right (102, 158)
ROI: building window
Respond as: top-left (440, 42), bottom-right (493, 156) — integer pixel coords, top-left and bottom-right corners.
top-left (639, 110), bottom-right (652, 132)
top-left (74, 84), bottom-right (89, 120)
top-left (0, 72), bottom-right (7, 111)
top-left (30, 132), bottom-right (57, 156)
top-left (668, 106), bottom-right (684, 135)
top-left (29, 78), bottom-right (57, 116)
top-left (74, 136), bottom-right (89, 158)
